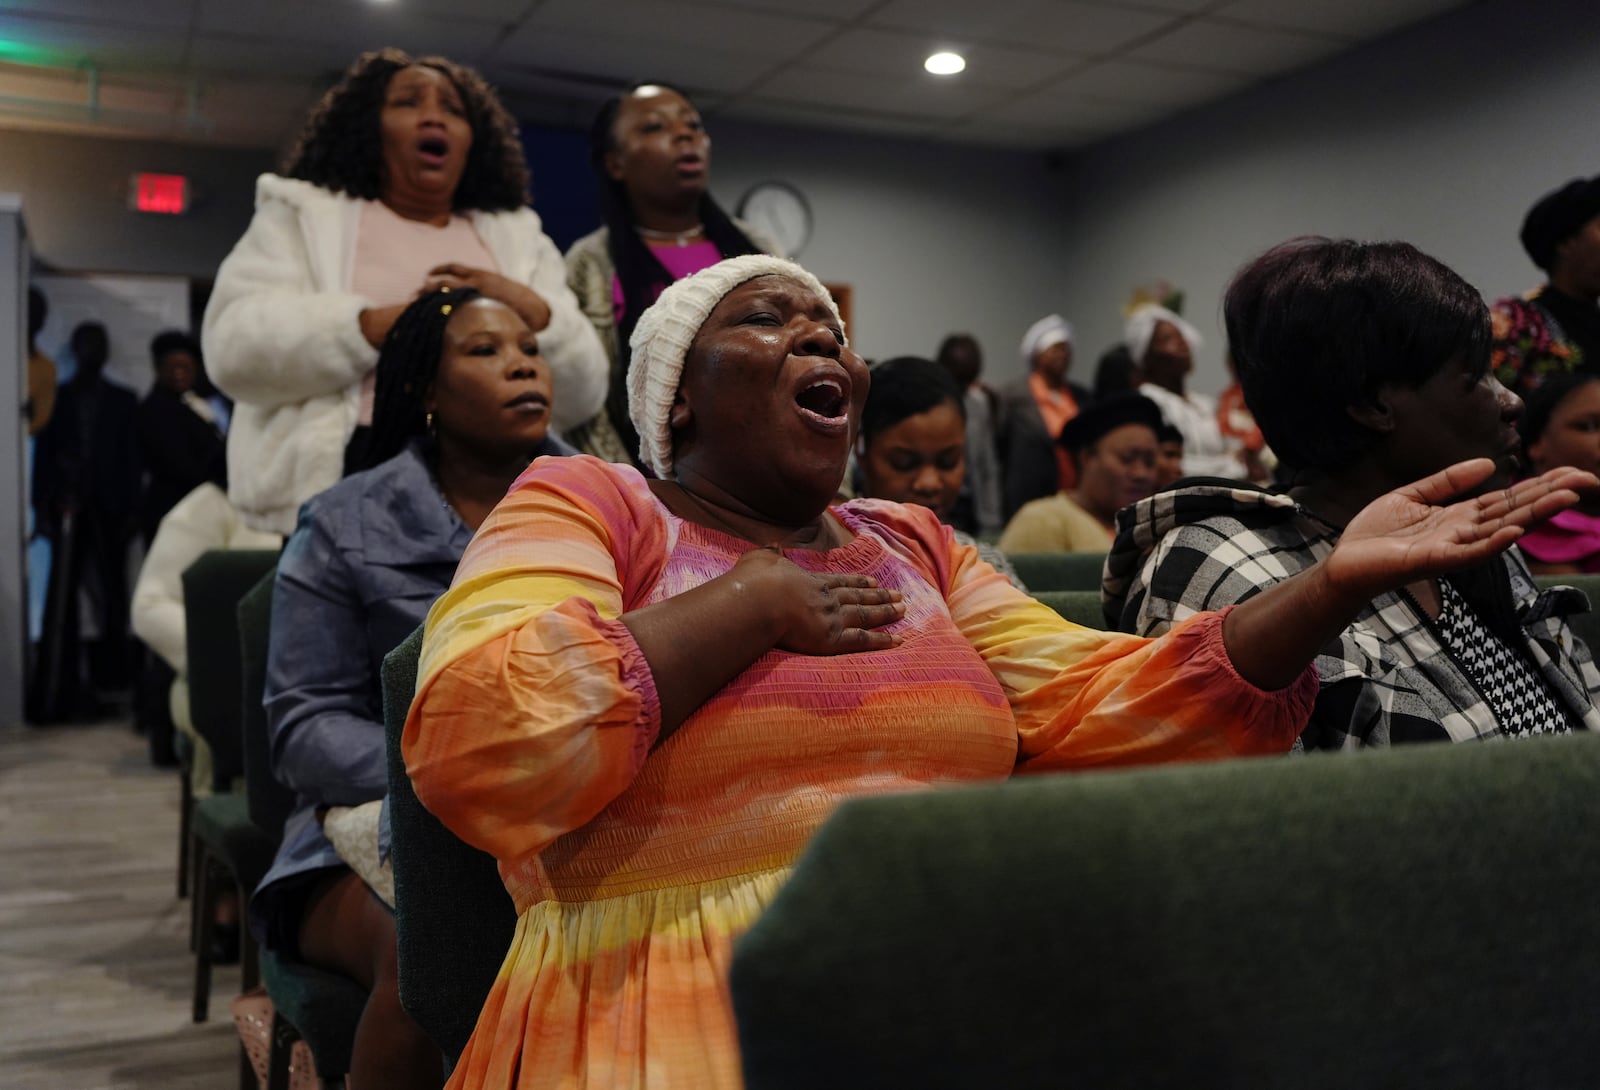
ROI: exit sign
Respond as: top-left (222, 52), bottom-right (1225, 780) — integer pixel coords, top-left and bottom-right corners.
top-left (130, 173), bottom-right (189, 215)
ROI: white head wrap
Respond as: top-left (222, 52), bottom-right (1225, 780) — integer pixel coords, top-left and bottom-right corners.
top-left (627, 254), bottom-right (844, 478)
top-left (1020, 314), bottom-right (1072, 366)
top-left (1124, 303), bottom-right (1202, 364)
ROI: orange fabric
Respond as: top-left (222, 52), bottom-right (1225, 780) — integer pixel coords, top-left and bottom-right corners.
top-left (403, 456), bottom-right (1317, 1089)
top-left (1029, 370), bottom-right (1080, 490)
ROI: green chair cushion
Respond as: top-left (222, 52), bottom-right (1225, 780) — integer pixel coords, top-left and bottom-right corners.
top-left (259, 948), bottom-right (366, 1079)
top-left (733, 732), bottom-right (1600, 1089)
top-left (1031, 589), bottom-right (1108, 629)
top-left (1007, 551), bottom-right (1107, 593)
top-left (191, 792), bottom-right (278, 892)
top-left (383, 626), bottom-right (517, 1067)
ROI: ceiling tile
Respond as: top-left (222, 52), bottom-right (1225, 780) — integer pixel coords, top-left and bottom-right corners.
top-left (521, 0), bottom-right (836, 55)
top-left (674, 0), bottom-right (881, 17)
top-left (811, 27), bottom-right (1087, 89)
top-left (491, 27), bottom-right (781, 95)
top-left (754, 66), bottom-right (1015, 121)
top-left (195, 3), bottom-right (505, 64)
top-left (718, 97), bottom-right (940, 140)
top-left (868, 0), bottom-right (1177, 55)
top-left (1047, 58), bottom-right (1251, 106)
top-left (0, 2), bottom-right (195, 29)
top-left (1215, 0), bottom-right (1466, 39)
top-left (984, 86), bottom-right (1172, 131)
top-left (937, 117), bottom-right (1092, 150)
top-left (1126, 17), bottom-right (1347, 76)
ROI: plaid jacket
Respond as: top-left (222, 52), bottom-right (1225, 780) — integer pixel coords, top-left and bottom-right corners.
top-left (1103, 482), bottom-right (1600, 749)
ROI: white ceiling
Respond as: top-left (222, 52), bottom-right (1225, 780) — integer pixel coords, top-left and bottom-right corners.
top-left (0, 0), bottom-right (1474, 153)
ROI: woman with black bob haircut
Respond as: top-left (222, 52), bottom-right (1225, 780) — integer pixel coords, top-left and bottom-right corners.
top-left (1107, 236), bottom-right (1600, 747)
top-left (253, 284), bottom-right (575, 1089)
top-left (565, 81), bottom-right (778, 465)
top-left (204, 48), bottom-right (607, 535)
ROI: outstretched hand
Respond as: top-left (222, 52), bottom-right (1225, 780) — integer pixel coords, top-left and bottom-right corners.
top-left (1326, 459), bottom-right (1597, 599)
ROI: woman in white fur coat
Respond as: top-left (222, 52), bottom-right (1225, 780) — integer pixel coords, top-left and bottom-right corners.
top-left (203, 48), bottom-right (607, 534)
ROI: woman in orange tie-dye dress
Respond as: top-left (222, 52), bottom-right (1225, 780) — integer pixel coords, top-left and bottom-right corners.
top-left (403, 256), bottom-right (1592, 1090)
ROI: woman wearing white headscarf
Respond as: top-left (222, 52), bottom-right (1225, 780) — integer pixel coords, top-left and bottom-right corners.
top-left (997, 313), bottom-right (1091, 520)
top-left (1127, 303), bottom-right (1244, 479)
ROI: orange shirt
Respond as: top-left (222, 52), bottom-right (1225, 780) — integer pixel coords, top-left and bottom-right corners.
top-left (1029, 370), bottom-right (1079, 490)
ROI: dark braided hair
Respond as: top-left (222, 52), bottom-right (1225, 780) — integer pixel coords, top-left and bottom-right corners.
top-left (350, 287), bottom-right (482, 473)
top-left (591, 82), bottom-right (764, 458)
top-left (283, 48), bottom-right (529, 213)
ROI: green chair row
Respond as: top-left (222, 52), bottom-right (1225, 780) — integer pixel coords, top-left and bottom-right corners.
top-left (1007, 551), bottom-right (1107, 593)
top-left (732, 729), bottom-right (1600, 1088)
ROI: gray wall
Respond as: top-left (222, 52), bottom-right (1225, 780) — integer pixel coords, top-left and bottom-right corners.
top-left (708, 121), bottom-right (1067, 371)
top-left (0, 128), bottom-right (273, 282)
top-left (1051, 0), bottom-right (1600, 395)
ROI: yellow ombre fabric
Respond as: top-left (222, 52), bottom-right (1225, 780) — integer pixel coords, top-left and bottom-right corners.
top-left (404, 455), bottom-right (1316, 1090)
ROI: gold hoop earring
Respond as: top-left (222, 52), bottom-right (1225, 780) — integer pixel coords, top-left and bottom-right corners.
top-left (425, 410), bottom-right (435, 433)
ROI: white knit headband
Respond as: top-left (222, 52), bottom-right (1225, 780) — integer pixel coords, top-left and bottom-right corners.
top-left (627, 254), bottom-right (845, 478)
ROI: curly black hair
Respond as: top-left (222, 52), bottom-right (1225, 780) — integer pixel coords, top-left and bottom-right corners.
top-left (283, 48), bottom-right (529, 213)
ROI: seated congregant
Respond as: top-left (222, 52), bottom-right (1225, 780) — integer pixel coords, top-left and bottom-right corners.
top-left (1107, 237), bottom-right (1600, 747)
top-left (1517, 371), bottom-right (1600, 574)
top-left (999, 394), bottom-right (1163, 554)
top-left (997, 314), bottom-right (1088, 519)
top-left (855, 354), bottom-right (1023, 586)
top-left (1128, 303), bottom-right (1244, 479)
top-left (400, 254), bottom-right (1578, 1090)
top-left (251, 288), bottom-right (574, 1089)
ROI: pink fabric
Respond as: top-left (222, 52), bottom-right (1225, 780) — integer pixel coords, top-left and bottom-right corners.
top-left (1519, 508), bottom-right (1600, 571)
top-left (610, 239), bottom-right (724, 325)
top-left (351, 201), bottom-right (498, 424)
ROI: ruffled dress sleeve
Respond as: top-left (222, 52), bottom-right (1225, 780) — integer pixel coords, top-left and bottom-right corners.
top-left (402, 456), bottom-right (667, 864)
top-left (868, 500), bottom-right (1318, 770)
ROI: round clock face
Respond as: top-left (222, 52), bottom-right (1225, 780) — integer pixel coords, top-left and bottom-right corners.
top-left (738, 180), bottom-right (812, 258)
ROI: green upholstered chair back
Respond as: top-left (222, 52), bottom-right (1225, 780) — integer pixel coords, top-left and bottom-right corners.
top-left (732, 733), bottom-right (1600, 1089)
top-left (237, 570), bottom-right (295, 841)
top-left (1007, 551), bottom-right (1107, 593)
top-left (382, 626), bottom-right (517, 1068)
top-left (1031, 589), bottom-right (1108, 630)
top-left (181, 549), bottom-right (281, 793)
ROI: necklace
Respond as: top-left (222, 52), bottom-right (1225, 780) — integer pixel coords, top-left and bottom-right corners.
top-left (637, 224), bottom-right (705, 247)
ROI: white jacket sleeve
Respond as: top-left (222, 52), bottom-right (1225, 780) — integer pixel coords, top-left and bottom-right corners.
top-left (202, 188), bottom-right (377, 409)
top-left (500, 211), bottom-right (609, 431)
top-left (130, 485), bottom-right (254, 672)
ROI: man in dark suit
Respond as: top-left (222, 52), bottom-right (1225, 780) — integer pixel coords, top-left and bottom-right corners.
top-left (136, 330), bottom-right (226, 547)
top-left (31, 321), bottom-right (142, 720)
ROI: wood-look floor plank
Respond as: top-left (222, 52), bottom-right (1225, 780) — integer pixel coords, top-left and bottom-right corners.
top-left (0, 720), bottom-right (241, 1089)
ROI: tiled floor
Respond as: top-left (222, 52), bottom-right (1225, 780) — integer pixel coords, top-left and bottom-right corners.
top-left (0, 720), bottom-right (240, 1089)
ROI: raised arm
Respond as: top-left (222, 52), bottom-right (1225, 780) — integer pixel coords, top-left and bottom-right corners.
top-left (1222, 461), bottom-right (1594, 689)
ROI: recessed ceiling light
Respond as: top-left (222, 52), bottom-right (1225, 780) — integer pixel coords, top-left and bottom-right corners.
top-left (924, 51), bottom-right (965, 76)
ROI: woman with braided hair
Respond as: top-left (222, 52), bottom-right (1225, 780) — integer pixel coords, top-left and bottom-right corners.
top-left (251, 287), bottom-right (574, 1089)
top-left (204, 47), bottom-right (606, 534)
top-left (565, 81), bottom-right (779, 465)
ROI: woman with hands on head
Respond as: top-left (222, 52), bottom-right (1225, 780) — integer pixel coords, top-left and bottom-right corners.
top-left (203, 47), bottom-right (606, 534)
top-left (251, 286), bottom-right (574, 1090)
top-left (402, 254), bottom-right (1587, 1090)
